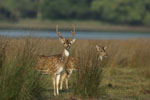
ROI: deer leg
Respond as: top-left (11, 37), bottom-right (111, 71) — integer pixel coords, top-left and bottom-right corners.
top-left (65, 77), bottom-right (69, 89)
top-left (56, 74), bottom-right (60, 95)
top-left (52, 76), bottom-right (56, 96)
top-left (65, 69), bottom-right (73, 89)
top-left (60, 73), bottom-right (67, 90)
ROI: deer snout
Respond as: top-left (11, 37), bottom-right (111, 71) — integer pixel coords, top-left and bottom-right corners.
top-left (66, 46), bottom-right (70, 50)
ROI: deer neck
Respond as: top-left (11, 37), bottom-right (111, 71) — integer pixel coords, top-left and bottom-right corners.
top-left (64, 49), bottom-right (69, 57)
top-left (60, 49), bottom-right (70, 65)
top-left (99, 56), bottom-right (103, 61)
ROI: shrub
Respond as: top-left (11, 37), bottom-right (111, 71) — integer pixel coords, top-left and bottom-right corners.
top-left (0, 38), bottom-right (44, 100)
top-left (73, 47), bottom-right (107, 99)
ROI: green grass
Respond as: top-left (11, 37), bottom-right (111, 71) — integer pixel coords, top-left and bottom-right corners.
top-left (102, 67), bottom-right (150, 100)
top-left (1, 19), bottom-right (150, 32)
top-left (73, 47), bottom-right (107, 99)
top-left (0, 38), bottom-right (46, 100)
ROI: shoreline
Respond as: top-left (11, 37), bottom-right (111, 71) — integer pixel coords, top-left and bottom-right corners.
top-left (0, 20), bottom-right (150, 32)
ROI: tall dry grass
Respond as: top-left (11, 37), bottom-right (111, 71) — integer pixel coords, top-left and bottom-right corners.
top-left (0, 37), bottom-right (150, 100)
top-left (0, 38), bottom-right (46, 100)
top-left (73, 46), bottom-right (108, 99)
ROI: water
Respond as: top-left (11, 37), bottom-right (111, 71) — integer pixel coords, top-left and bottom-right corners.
top-left (0, 29), bottom-right (150, 39)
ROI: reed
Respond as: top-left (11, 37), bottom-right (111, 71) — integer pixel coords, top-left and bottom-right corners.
top-left (0, 38), bottom-right (45, 100)
top-left (73, 46), bottom-right (108, 99)
top-left (0, 38), bottom-right (150, 100)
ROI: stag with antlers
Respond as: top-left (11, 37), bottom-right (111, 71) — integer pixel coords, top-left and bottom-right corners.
top-left (37, 25), bottom-right (76, 96)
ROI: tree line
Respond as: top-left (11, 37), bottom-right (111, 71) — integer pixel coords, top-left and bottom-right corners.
top-left (0, 0), bottom-right (150, 26)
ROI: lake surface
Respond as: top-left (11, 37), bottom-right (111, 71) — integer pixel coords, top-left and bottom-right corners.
top-left (0, 29), bottom-right (150, 39)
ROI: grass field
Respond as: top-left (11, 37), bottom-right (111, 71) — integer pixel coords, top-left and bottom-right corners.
top-left (0, 37), bottom-right (150, 100)
top-left (1, 19), bottom-right (150, 32)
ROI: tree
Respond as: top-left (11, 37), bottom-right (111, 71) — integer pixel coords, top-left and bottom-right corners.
top-left (0, 0), bottom-right (38, 19)
top-left (40, 0), bottom-right (92, 20)
top-left (91, 0), bottom-right (149, 25)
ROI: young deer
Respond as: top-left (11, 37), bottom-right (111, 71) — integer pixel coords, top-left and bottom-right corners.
top-left (60, 57), bottom-right (78, 90)
top-left (59, 45), bottom-right (107, 90)
top-left (96, 44), bottom-right (108, 60)
top-left (37, 25), bottom-right (76, 96)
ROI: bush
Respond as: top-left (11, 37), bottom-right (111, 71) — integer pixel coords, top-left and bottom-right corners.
top-left (0, 39), bottom-right (44, 100)
top-left (73, 47), bottom-right (107, 99)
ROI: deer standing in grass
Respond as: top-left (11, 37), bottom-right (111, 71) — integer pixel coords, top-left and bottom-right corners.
top-left (59, 44), bottom-right (107, 90)
top-left (60, 57), bottom-right (78, 90)
top-left (37, 25), bottom-right (76, 96)
top-left (96, 44), bottom-right (107, 60)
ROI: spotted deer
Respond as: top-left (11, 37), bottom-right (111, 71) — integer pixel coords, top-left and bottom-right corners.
top-left (37, 25), bottom-right (76, 96)
top-left (59, 44), bottom-right (107, 90)
top-left (96, 44), bottom-right (107, 60)
top-left (60, 57), bottom-right (78, 90)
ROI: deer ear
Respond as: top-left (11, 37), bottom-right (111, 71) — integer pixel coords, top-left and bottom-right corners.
top-left (59, 38), bottom-right (65, 44)
top-left (104, 46), bottom-right (107, 50)
top-left (70, 39), bottom-right (76, 44)
top-left (96, 45), bottom-right (100, 51)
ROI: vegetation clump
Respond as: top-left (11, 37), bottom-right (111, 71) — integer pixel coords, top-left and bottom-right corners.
top-left (0, 0), bottom-right (150, 25)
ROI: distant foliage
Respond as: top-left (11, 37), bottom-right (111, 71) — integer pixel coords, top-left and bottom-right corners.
top-left (0, 0), bottom-right (38, 20)
top-left (0, 0), bottom-right (150, 25)
top-left (91, 0), bottom-right (150, 25)
top-left (40, 0), bottom-right (92, 19)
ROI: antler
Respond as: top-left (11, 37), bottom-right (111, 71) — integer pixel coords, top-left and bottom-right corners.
top-left (70, 24), bottom-right (75, 39)
top-left (56, 25), bottom-right (63, 39)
